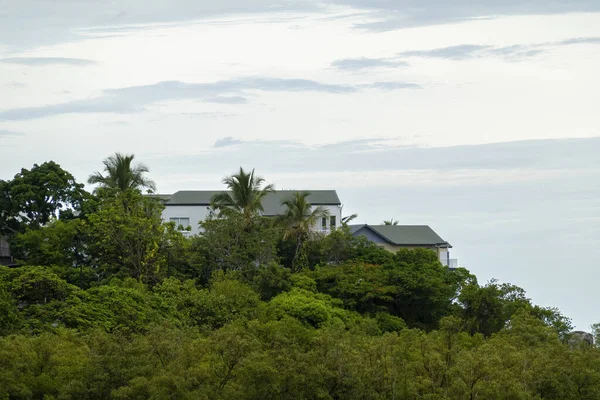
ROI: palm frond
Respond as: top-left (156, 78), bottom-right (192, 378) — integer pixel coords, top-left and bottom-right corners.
top-left (212, 167), bottom-right (274, 218)
top-left (342, 213), bottom-right (358, 225)
top-left (88, 152), bottom-right (156, 193)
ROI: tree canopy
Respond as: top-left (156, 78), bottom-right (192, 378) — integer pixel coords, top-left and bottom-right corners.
top-left (0, 161), bottom-right (85, 236)
top-left (1, 157), bottom-right (598, 400)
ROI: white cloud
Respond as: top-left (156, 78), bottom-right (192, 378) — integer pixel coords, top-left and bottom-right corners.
top-left (0, 57), bottom-right (97, 66)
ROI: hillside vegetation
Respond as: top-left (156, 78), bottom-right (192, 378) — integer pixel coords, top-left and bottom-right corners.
top-left (0, 156), bottom-right (598, 400)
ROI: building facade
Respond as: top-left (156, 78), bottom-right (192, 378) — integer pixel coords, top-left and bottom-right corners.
top-left (156, 190), bottom-right (342, 235)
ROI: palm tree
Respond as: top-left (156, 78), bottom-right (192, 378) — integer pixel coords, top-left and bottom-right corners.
top-left (279, 191), bottom-right (329, 271)
top-left (341, 213), bottom-right (358, 226)
top-left (88, 153), bottom-right (156, 193)
top-left (211, 167), bottom-right (274, 220)
top-left (383, 218), bottom-right (399, 226)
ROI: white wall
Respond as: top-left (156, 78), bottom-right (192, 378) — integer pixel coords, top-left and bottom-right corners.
top-left (162, 205), bottom-right (212, 235)
top-left (438, 247), bottom-right (449, 265)
top-left (310, 205), bottom-right (342, 233)
top-left (162, 204), bottom-right (342, 236)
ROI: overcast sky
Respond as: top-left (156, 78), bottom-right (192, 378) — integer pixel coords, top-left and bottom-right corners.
top-left (1, 1), bottom-right (599, 330)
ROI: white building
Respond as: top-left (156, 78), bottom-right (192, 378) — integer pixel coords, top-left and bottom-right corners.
top-left (156, 190), bottom-right (342, 235)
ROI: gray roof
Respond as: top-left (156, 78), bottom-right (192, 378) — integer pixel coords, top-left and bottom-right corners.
top-left (349, 224), bottom-right (452, 248)
top-left (160, 190), bottom-right (340, 215)
top-left (260, 190), bottom-right (341, 216)
top-left (148, 194), bottom-right (173, 202)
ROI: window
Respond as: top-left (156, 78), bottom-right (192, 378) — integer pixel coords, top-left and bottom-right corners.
top-left (330, 216), bottom-right (336, 229)
top-left (321, 217), bottom-right (327, 230)
top-left (170, 217), bottom-right (190, 230)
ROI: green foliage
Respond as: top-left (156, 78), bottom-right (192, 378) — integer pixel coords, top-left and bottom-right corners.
top-left (290, 273), bottom-right (317, 292)
top-left (0, 271), bottom-right (598, 400)
top-left (0, 161), bottom-right (86, 236)
top-left (191, 214), bottom-right (279, 280)
top-left (457, 279), bottom-right (573, 337)
top-left (210, 167), bottom-right (274, 220)
top-left (154, 276), bottom-right (261, 330)
top-left (88, 152), bottom-right (156, 194)
top-left (0, 286), bottom-right (21, 335)
top-left (2, 158), bottom-right (595, 399)
top-left (86, 190), bottom-right (178, 283)
top-left (60, 280), bottom-right (170, 333)
top-left (308, 250), bottom-right (462, 329)
top-left (267, 288), bottom-right (368, 330)
top-left (10, 218), bottom-right (86, 267)
top-left (250, 261), bottom-right (292, 300)
top-left (278, 192), bottom-right (329, 271)
top-left (374, 312), bottom-right (407, 333)
top-left (0, 265), bottom-right (78, 306)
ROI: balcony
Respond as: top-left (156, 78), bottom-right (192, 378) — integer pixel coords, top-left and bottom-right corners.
top-left (440, 257), bottom-right (458, 269)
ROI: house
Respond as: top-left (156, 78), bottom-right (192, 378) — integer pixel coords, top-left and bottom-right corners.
top-left (349, 224), bottom-right (458, 268)
top-left (156, 190), bottom-right (342, 235)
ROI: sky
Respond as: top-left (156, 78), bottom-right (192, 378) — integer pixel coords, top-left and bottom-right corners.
top-left (1, 0), bottom-right (600, 330)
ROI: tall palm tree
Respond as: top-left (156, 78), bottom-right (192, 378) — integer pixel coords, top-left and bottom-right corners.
top-left (88, 153), bottom-right (156, 193)
top-left (383, 218), bottom-right (399, 226)
top-left (211, 167), bottom-right (274, 220)
top-left (279, 191), bottom-right (329, 271)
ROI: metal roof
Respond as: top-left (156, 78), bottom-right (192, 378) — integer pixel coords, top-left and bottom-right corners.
top-left (349, 224), bottom-right (452, 248)
top-left (161, 190), bottom-right (340, 215)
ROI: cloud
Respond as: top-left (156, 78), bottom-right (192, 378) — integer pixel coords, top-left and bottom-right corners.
top-left (361, 82), bottom-right (423, 90)
top-left (0, 76), bottom-right (421, 121)
top-left (181, 112), bottom-right (238, 118)
top-left (157, 136), bottom-right (600, 174)
top-left (400, 45), bottom-right (491, 60)
top-left (214, 136), bottom-right (244, 147)
top-left (559, 37), bottom-right (600, 45)
top-left (398, 37), bottom-right (600, 61)
top-left (0, 57), bottom-right (97, 66)
top-left (0, 0), bottom-right (316, 50)
top-left (4, 0), bottom-right (600, 51)
top-left (205, 96), bottom-right (248, 104)
top-left (0, 129), bottom-right (23, 137)
top-left (331, 57), bottom-right (408, 70)
top-left (485, 45), bottom-right (545, 60)
top-left (345, 1), bottom-right (600, 31)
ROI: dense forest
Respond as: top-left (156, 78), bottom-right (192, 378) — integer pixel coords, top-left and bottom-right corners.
top-left (1, 154), bottom-right (599, 400)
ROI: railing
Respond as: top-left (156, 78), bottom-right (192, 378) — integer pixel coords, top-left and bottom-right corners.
top-left (440, 258), bottom-right (458, 269)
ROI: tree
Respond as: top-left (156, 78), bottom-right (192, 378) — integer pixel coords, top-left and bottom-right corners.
top-left (191, 214), bottom-right (279, 281)
top-left (279, 192), bottom-right (329, 272)
top-left (211, 167), bottom-right (274, 221)
top-left (0, 161), bottom-right (86, 235)
top-left (10, 218), bottom-right (86, 268)
top-left (457, 279), bottom-right (573, 338)
top-left (383, 218), bottom-right (399, 226)
top-left (86, 190), bottom-right (179, 283)
top-left (88, 153), bottom-right (156, 194)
